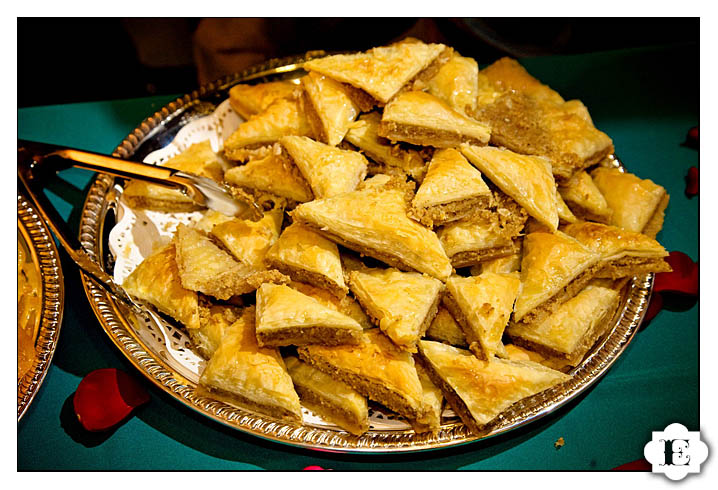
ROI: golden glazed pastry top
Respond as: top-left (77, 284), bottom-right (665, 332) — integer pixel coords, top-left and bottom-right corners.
top-left (265, 222), bottom-right (347, 293)
top-left (445, 272), bottom-right (521, 359)
top-left (418, 340), bottom-right (571, 427)
top-left (559, 170), bottom-right (612, 220)
top-left (513, 231), bottom-right (601, 321)
top-left (223, 151), bottom-right (314, 203)
top-left (229, 80), bottom-right (299, 120)
top-left (425, 53), bottom-right (479, 115)
top-left (255, 283), bottom-right (362, 334)
top-left (437, 216), bottom-right (515, 257)
top-left (591, 167), bottom-right (667, 234)
top-left (461, 145), bottom-right (559, 230)
top-left (199, 311), bottom-right (302, 421)
top-left (123, 242), bottom-right (199, 330)
top-left (562, 221), bottom-right (669, 261)
top-left (291, 186), bottom-right (453, 281)
top-left (280, 135), bottom-right (367, 199)
top-left (507, 284), bottom-right (619, 356)
top-left (380, 91), bottom-right (491, 146)
top-left (412, 148), bottom-right (490, 209)
top-left (349, 267), bottom-right (443, 351)
top-left (301, 71), bottom-right (360, 146)
top-left (304, 41), bottom-right (447, 103)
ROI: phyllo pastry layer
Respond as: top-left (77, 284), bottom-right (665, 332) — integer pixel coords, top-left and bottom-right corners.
top-left (122, 242), bottom-right (199, 330)
top-left (591, 167), bottom-right (669, 239)
top-left (425, 306), bottom-right (468, 348)
top-left (254, 283), bottom-right (363, 347)
top-left (562, 221), bottom-right (671, 279)
top-left (229, 80), bottom-right (299, 120)
top-left (410, 148), bottom-right (491, 227)
top-left (265, 222), bottom-right (348, 298)
top-left (291, 186), bottom-right (453, 281)
top-left (223, 98), bottom-right (312, 159)
top-left (460, 145), bottom-right (559, 231)
top-left (190, 301), bottom-right (246, 359)
top-left (379, 91), bottom-right (491, 148)
top-left (298, 329), bottom-right (425, 423)
top-left (348, 267), bottom-right (443, 352)
top-left (198, 306), bottom-right (302, 423)
top-left (417, 340), bottom-right (571, 435)
top-left (280, 135), bottom-right (367, 199)
top-left (513, 231), bottom-right (601, 324)
top-left (303, 40), bottom-right (448, 105)
top-left (558, 170), bottom-right (612, 223)
top-left (174, 224), bottom-right (288, 300)
top-left (284, 356), bottom-right (369, 436)
top-left (442, 272), bottom-right (521, 360)
top-left (506, 282), bottom-right (621, 365)
top-left (425, 52), bottom-right (479, 115)
top-left (300, 71), bottom-right (360, 146)
top-left (223, 150), bottom-right (314, 204)
top-left (344, 112), bottom-right (427, 182)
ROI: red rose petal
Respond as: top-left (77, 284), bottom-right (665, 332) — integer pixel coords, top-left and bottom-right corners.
top-left (303, 465), bottom-right (327, 470)
top-left (73, 368), bottom-right (150, 432)
top-left (685, 166), bottom-right (698, 196)
top-left (613, 458), bottom-right (652, 471)
top-left (642, 292), bottom-right (664, 326)
top-left (653, 251), bottom-right (698, 296)
top-left (686, 126), bottom-right (699, 147)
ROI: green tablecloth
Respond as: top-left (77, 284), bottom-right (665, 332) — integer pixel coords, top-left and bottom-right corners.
top-left (17, 44), bottom-right (698, 471)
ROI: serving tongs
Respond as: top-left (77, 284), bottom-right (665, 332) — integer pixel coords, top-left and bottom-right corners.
top-left (17, 139), bottom-right (261, 315)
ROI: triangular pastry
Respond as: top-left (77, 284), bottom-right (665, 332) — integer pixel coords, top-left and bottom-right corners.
top-left (265, 222), bottom-right (348, 298)
top-left (562, 221), bottom-right (671, 279)
top-left (437, 212), bottom-right (522, 269)
top-left (348, 267), bottom-right (443, 352)
top-left (223, 150), bottom-right (314, 204)
top-left (410, 148), bottom-right (491, 227)
top-left (297, 329), bottom-right (425, 422)
top-left (513, 231), bottom-right (602, 324)
top-left (122, 140), bottom-right (227, 212)
top-left (189, 301), bottom-right (247, 359)
top-left (198, 306), bottom-right (302, 423)
top-left (472, 58), bottom-right (614, 182)
top-left (289, 281), bottom-right (373, 330)
top-left (254, 283), bottom-right (363, 347)
top-left (442, 272), bottom-right (521, 360)
top-left (460, 145), bottom-right (559, 231)
top-left (229, 80), bottom-right (299, 120)
top-left (200, 204), bottom-right (284, 273)
top-left (291, 186), bottom-right (453, 281)
top-left (591, 167), bottom-right (669, 239)
top-left (223, 98), bottom-right (312, 160)
top-left (425, 306), bottom-right (468, 348)
top-left (303, 40), bottom-right (449, 105)
top-left (280, 135), bottom-right (367, 199)
top-left (174, 224), bottom-right (287, 300)
top-left (425, 53), bottom-right (479, 115)
top-left (417, 340), bottom-right (571, 435)
top-left (556, 192), bottom-right (577, 224)
top-left (506, 282), bottom-right (621, 366)
top-left (284, 356), bottom-right (369, 436)
top-left (122, 242), bottom-right (199, 330)
top-left (301, 72), bottom-right (360, 146)
top-left (412, 363), bottom-right (444, 434)
top-left (558, 170), bottom-right (612, 223)
top-left (472, 252), bottom-right (522, 275)
top-left (344, 112), bottom-right (427, 181)
top-left (480, 57), bottom-right (565, 105)
top-left (379, 91), bottom-right (491, 148)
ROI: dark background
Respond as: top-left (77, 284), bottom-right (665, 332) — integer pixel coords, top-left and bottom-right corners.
top-left (17, 17), bottom-right (699, 108)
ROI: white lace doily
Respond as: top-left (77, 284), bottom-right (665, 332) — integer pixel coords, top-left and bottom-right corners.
top-left (108, 98), bottom-right (453, 431)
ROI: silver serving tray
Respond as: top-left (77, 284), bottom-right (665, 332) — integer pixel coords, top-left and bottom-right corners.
top-left (18, 192), bottom-right (65, 421)
top-left (77, 53), bottom-right (652, 452)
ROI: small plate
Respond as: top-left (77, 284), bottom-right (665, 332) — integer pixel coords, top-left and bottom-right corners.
top-left (17, 192), bottom-right (65, 421)
top-left (77, 54), bottom-right (652, 452)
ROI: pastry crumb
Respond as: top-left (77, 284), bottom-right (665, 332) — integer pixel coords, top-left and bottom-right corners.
top-left (554, 437), bottom-right (565, 450)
